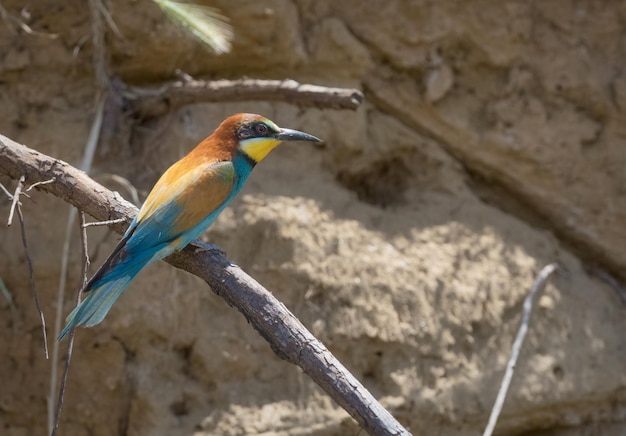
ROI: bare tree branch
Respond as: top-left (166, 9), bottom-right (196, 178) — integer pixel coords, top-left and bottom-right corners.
top-left (126, 78), bottom-right (364, 119)
top-left (0, 134), bottom-right (410, 435)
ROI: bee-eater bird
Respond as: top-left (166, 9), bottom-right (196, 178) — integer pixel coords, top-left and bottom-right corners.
top-left (58, 113), bottom-right (322, 340)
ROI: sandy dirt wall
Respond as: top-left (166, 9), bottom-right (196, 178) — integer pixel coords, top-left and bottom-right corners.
top-left (0, 1), bottom-right (625, 435)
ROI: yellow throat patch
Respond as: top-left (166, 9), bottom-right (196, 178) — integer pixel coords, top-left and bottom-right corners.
top-left (240, 137), bottom-right (282, 163)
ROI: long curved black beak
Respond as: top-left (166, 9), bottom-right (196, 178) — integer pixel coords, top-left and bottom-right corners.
top-left (276, 128), bottom-right (323, 143)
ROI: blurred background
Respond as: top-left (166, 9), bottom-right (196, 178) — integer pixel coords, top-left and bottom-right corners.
top-left (1, 1), bottom-right (625, 435)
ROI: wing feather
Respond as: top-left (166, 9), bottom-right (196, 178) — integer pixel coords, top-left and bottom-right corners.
top-left (128, 160), bottom-right (235, 252)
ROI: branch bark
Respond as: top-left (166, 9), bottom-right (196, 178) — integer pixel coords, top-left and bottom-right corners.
top-left (0, 134), bottom-right (410, 436)
top-left (126, 78), bottom-right (364, 119)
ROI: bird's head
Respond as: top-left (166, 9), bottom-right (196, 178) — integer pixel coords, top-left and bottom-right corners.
top-left (219, 113), bottom-right (323, 163)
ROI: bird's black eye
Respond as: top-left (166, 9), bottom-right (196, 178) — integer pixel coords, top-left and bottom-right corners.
top-left (254, 123), bottom-right (268, 136)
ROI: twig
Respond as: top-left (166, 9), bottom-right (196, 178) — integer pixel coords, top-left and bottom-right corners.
top-left (94, 0), bottom-right (124, 39)
top-left (0, 2), bottom-right (58, 38)
top-left (7, 174), bottom-right (25, 226)
top-left (482, 263), bottom-right (560, 436)
top-left (48, 92), bottom-right (108, 434)
top-left (587, 266), bottom-right (626, 304)
top-left (25, 178), bottom-right (56, 192)
top-left (48, 208), bottom-right (77, 435)
top-left (11, 176), bottom-right (50, 359)
top-left (72, 33), bottom-right (90, 58)
top-left (0, 133), bottom-right (410, 436)
top-left (0, 181), bottom-right (12, 198)
top-left (89, 0), bottom-right (110, 91)
top-left (96, 173), bottom-right (140, 205)
top-left (3, 178), bottom-right (59, 226)
top-left (82, 217), bottom-right (127, 228)
top-left (1, 185), bottom-right (19, 322)
top-left (126, 78), bottom-right (364, 119)
top-left (51, 212), bottom-right (89, 436)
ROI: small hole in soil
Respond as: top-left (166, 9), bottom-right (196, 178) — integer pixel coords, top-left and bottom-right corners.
top-left (337, 157), bottom-right (411, 207)
top-left (170, 399), bottom-right (189, 417)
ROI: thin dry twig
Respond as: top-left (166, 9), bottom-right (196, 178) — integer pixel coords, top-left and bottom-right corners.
top-left (7, 174), bottom-right (25, 226)
top-left (126, 78), bottom-right (364, 119)
top-left (25, 178), bottom-right (56, 192)
top-left (587, 266), bottom-right (626, 304)
top-left (0, 181), bottom-right (12, 198)
top-left (89, 0), bottom-right (109, 91)
top-left (0, 133), bottom-right (410, 436)
top-left (4, 178), bottom-right (61, 223)
top-left (48, 208), bottom-right (77, 433)
top-left (82, 217), bottom-right (127, 228)
top-left (482, 263), bottom-right (560, 436)
top-left (0, 2), bottom-right (58, 38)
top-left (10, 175), bottom-right (50, 359)
top-left (94, 0), bottom-right (124, 39)
top-left (97, 173), bottom-right (140, 206)
top-left (51, 212), bottom-right (89, 436)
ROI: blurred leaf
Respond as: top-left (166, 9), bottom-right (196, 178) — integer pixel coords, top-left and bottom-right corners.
top-left (0, 278), bottom-right (16, 311)
top-left (152, 0), bottom-right (233, 54)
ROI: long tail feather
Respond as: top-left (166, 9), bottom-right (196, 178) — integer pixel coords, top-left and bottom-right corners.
top-left (57, 229), bottom-right (156, 341)
top-left (57, 273), bottom-right (137, 340)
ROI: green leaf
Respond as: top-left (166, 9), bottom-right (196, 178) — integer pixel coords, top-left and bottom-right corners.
top-left (153, 0), bottom-right (233, 54)
top-left (0, 278), bottom-right (16, 310)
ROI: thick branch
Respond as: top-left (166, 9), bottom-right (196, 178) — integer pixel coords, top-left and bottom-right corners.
top-left (0, 135), bottom-right (410, 436)
top-left (126, 78), bottom-right (364, 119)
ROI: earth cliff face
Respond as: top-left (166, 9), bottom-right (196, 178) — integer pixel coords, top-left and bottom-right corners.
top-left (1, 1), bottom-right (625, 435)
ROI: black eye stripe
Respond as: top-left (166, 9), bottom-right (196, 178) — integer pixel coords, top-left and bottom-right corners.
top-left (237, 126), bottom-right (253, 139)
top-left (238, 122), bottom-right (274, 140)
